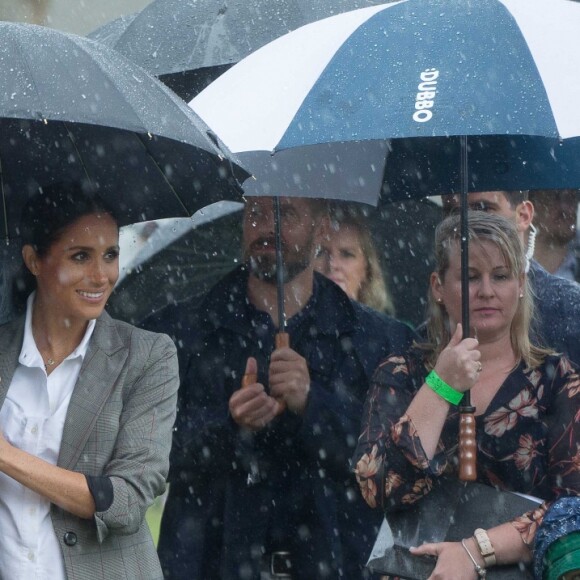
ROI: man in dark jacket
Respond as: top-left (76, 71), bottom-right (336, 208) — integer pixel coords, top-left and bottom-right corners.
top-left (153, 196), bottom-right (415, 579)
top-left (442, 190), bottom-right (580, 364)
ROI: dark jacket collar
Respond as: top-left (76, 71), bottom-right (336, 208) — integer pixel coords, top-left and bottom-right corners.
top-left (197, 264), bottom-right (358, 339)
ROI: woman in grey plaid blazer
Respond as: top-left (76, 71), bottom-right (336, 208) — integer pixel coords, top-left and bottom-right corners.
top-left (0, 183), bottom-right (179, 579)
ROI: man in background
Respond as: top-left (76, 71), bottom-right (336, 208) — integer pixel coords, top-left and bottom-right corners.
top-left (152, 196), bottom-right (415, 579)
top-left (529, 189), bottom-right (580, 283)
top-left (442, 190), bottom-right (580, 365)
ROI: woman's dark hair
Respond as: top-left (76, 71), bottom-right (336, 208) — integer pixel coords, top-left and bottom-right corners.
top-left (19, 181), bottom-right (118, 257)
top-left (12, 182), bottom-right (119, 313)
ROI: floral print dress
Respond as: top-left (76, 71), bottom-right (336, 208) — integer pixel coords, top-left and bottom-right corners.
top-left (354, 349), bottom-right (580, 543)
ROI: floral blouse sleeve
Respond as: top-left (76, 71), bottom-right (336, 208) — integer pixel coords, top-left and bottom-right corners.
top-left (510, 356), bottom-right (580, 546)
top-left (354, 352), bottom-right (580, 529)
top-left (354, 352), bottom-right (450, 512)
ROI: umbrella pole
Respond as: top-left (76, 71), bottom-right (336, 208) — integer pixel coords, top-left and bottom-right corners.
top-left (274, 197), bottom-right (289, 349)
top-left (458, 135), bottom-right (477, 482)
top-left (0, 156), bottom-right (8, 243)
top-left (241, 198), bottom-right (287, 415)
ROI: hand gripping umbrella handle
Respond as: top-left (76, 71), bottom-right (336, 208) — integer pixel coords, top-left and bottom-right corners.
top-left (241, 332), bottom-right (290, 414)
top-left (458, 410), bottom-right (477, 481)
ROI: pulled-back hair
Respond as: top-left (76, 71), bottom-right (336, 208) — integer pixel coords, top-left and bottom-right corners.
top-left (19, 181), bottom-right (118, 257)
top-left (423, 211), bottom-right (551, 369)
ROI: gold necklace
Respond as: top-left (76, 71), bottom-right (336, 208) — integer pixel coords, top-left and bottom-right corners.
top-left (44, 357), bottom-right (56, 370)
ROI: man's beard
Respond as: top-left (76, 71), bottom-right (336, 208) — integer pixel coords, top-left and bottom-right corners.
top-left (245, 231), bottom-right (315, 285)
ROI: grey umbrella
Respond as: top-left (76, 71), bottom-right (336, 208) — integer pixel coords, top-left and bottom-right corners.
top-left (108, 202), bottom-right (244, 325)
top-left (0, 22), bottom-right (247, 242)
top-left (88, 0), bottom-right (395, 101)
top-left (87, 12), bottom-right (138, 46)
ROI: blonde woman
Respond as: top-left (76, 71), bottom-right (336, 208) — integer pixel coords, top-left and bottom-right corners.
top-left (315, 204), bottom-right (395, 315)
top-left (355, 212), bottom-right (580, 578)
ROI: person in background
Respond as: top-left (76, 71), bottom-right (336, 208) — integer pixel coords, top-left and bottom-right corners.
top-left (529, 189), bottom-right (580, 283)
top-left (441, 190), bottom-right (580, 365)
top-left (314, 203), bottom-right (395, 316)
top-left (355, 211), bottom-right (580, 579)
top-left (0, 243), bottom-right (20, 325)
top-left (0, 183), bottom-right (179, 579)
top-left (152, 195), bottom-right (416, 579)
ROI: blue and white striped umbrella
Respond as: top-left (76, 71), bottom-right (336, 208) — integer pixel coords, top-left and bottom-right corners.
top-left (191, 0), bottom-right (580, 203)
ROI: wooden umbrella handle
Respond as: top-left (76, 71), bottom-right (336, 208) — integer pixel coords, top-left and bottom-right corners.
top-left (275, 332), bottom-right (290, 349)
top-left (241, 372), bottom-right (257, 389)
top-left (458, 410), bottom-right (477, 481)
top-left (241, 332), bottom-right (290, 414)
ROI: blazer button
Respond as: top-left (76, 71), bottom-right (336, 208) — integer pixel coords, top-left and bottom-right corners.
top-left (63, 532), bottom-right (77, 546)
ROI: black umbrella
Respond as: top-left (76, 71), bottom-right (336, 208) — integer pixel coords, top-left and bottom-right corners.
top-left (367, 478), bottom-right (539, 579)
top-left (88, 0), bottom-right (395, 101)
top-left (0, 22), bottom-right (247, 242)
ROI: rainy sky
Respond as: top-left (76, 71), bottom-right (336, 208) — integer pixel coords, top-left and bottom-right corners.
top-left (0, 0), bottom-right (149, 35)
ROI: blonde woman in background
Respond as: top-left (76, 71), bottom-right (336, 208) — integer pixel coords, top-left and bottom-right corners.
top-left (315, 203), bottom-right (395, 316)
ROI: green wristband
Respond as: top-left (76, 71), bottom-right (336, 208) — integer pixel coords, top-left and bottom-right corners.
top-left (425, 370), bottom-right (464, 405)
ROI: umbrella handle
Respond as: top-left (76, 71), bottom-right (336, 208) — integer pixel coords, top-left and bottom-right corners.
top-left (241, 372), bottom-right (257, 389)
top-left (241, 332), bottom-right (290, 414)
top-left (458, 411), bottom-right (477, 481)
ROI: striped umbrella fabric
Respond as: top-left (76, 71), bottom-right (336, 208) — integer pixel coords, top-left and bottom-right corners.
top-left (191, 0), bottom-right (580, 203)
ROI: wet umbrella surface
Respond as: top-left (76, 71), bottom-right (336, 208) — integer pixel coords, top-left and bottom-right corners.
top-left (88, 0), bottom-right (394, 100)
top-left (191, 0), bottom-right (580, 203)
top-left (109, 202), bottom-right (244, 325)
top-left (0, 21), bottom-right (247, 242)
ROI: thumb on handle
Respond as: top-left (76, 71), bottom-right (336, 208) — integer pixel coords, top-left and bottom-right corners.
top-left (241, 357), bottom-right (258, 388)
top-left (448, 322), bottom-right (464, 347)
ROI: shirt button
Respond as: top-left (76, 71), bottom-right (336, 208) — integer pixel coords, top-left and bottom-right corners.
top-left (31, 425), bottom-right (38, 435)
top-left (63, 532), bottom-right (77, 546)
top-left (28, 551), bottom-right (35, 561)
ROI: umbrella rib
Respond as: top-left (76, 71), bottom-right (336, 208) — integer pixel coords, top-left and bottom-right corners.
top-left (0, 155), bottom-right (8, 243)
top-left (63, 122), bottom-right (190, 218)
top-left (134, 133), bottom-right (191, 216)
top-left (62, 121), bottom-right (95, 190)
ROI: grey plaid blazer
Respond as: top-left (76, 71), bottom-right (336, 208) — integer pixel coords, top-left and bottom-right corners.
top-left (0, 311), bottom-right (179, 579)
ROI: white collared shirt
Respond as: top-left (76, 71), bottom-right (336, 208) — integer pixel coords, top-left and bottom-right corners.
top-left (0, 293), bottom-right (96, 579)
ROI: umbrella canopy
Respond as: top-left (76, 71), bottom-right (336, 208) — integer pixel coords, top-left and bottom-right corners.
top-left (368, 479), bottom-right (539, 579)
top-left (191, 0), bottom-right (580, 203)
top-left (87, 12), bottom-right (138, 46)
top-left (88, 0), bottom-right (394, 101)
top-left (108, 202), bottom-right (244, 324)
top-left (0, 22), bottom-right (247, 241)
top-left (189, 0), bottom-right (580, 488)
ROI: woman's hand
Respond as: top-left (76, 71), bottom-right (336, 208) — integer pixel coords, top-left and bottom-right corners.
top-left (433, 323), bottom-right (481, 393)
top-left (410, 541), bottom-right (479, 580)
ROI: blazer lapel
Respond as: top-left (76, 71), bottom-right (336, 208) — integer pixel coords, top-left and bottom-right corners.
top-left (0, 317), bottom-right (25, 408)
top-left (58, 312), bottom-right (128, 469)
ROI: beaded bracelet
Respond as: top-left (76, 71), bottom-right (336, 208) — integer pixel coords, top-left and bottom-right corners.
top-left (425, 370), bottom-right (464, 405)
